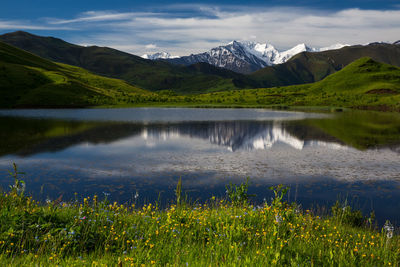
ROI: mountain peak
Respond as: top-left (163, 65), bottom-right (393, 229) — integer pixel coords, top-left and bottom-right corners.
top-left (145, 41), bottom-right (353, 74)
top-left (141, 52), bottom-right (177, 60)
top-left (4, 30), bottom-right (32, 36)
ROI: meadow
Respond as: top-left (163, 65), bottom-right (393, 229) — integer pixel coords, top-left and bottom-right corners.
top-left (99, 58), bottom-right (400, 112)
top-left (0, 166), bottom-right (399, 266)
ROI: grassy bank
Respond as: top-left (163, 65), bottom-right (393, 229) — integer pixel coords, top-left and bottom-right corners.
top-left (0, 169), bottom-right (399, 266)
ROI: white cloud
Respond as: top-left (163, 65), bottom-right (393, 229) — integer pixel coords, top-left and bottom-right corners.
top-left (0, 19), bottom-right (72, 30)
top-left (145, 43), bottom-right (157, 49)
top-left (46, 10), bottom-right (162, 25)
top-left (2, 5), bottom-right (400, 56)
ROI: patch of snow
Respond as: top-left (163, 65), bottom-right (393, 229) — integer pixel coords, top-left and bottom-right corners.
top-left (141, 52), bottom-right (178, 60)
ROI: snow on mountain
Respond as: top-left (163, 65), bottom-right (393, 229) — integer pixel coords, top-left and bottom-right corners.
top-left (318, 43), bottom-right (350, 51)
top-left (273, 43), bottom-right (314, 64)
top-left (146, 41), bottom-right (350, 74)
top-left (141, 52), bottom-right (178, 60)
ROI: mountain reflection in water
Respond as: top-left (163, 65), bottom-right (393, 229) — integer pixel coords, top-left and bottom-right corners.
top-left (0, 109), bottom-right (400, 225)
top-left (0, 119), bottom-right (350, 157)
top-left (141, 121), bottom-right (347, 151)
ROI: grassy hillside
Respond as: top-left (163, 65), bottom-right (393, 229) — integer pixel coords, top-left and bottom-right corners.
top-left (190, 58), bottom-right (400, 111)
top-left (2, 31), bottom-right (400, 94)
top-left (251, 43), bottom-right (400, 88)
top-left (0, 41), bottom-right (154, 108)
top-left (1, 39), bottom-right (399, 111)
top-left (0, 31), bottom-right (253, 94)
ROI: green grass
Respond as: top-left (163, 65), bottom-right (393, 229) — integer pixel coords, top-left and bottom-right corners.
top-left (183, 57), bottom-right (400, 111)
top-left (0, 41), bottom-right (154, 108)
top-left (0, 168), bottom-right (399, 266)
top-left (1, 39), bottom-right (400, 112)
top-left (96, 58), bottom-right (400, 112)
top-left (0, 32), bottom-right (253, 94)
top-left (250, 42), bottom-right (400, 88)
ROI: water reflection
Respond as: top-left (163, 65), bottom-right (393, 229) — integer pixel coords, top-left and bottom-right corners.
top-left (1, 118), bottom-right (349, 157)
top-left (142, 121), bottom-right (346, 151)
top-left (0, 109), bottom-right (400, 225)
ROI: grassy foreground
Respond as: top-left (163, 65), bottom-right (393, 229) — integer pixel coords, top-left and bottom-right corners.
top-left (0, 169), bottom-right (399, 266)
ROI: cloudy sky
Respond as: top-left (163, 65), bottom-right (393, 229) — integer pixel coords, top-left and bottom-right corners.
top-left (1, 0), bottom-right (399, 56)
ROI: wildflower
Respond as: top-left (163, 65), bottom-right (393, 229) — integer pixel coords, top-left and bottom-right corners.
top-left (275, 214), bottom-right (282, 224)
top-left (383, 221), bottom-right (394, 238)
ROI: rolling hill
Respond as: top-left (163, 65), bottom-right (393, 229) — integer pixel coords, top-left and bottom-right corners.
top-left (0, 31), bottom-right (254, 94)
top-left (251, 43), bottom-right (400, 88)
top-left (0, 41), bottom-right (152, 108)
top-left (2, 31), bottom-right (400, 94)
top-left (1, 30), bottom-right (399, 111)
top-left (191, 57), bottom-right (400, 111)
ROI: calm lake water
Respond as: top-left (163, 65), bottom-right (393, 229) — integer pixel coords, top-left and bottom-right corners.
top-left (1, 108), bottom-right (400, 225)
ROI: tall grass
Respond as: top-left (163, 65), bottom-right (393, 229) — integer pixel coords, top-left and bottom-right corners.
top-left (0, 166), bottom-right (399, 266)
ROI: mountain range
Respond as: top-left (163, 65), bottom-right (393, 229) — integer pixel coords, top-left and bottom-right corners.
top-left (0, 31), bottom-right (256, 94)
top-left (1, 31), bottom-right (400, 97)
top-left (143, 41), bottom-right (349, 74)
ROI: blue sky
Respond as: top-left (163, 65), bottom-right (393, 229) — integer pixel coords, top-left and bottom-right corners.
top-left (1, 1), bottom-right (400, 56)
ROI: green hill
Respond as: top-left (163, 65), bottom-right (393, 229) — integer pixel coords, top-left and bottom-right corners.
top-left (0, 41), bottom-right (152, 108)
top-left (300, 57), bottom-right (400, 108)
top-left (3, 31), bottom-right (400, 94)
top-left (251, 43), bottom-right (400, 88)
top-left (192, 57), bottom-right (400, 111)
top-left (1, 36), bottom-right (399, 111)
top-left (0, 31), bottom-right (253, 94)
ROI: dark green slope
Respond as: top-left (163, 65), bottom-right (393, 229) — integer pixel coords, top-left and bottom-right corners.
top-left (0, 41), bottom-right (151, 108)
top-left (251, 43), bottom-right (400, 87)
top-left (307, 57), bottom-right (400, 93)
top-left (2, 31), bottom-right (400, 95)
top-left (0, 31), bottom-right (252, 94)
top-left (192, 57), bottom-right (400, 111)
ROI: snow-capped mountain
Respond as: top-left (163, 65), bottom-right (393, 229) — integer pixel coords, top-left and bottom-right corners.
top-left (143, 41), bottom-right (349, 74)
top-left (141, 52), bottom-right (178, 60)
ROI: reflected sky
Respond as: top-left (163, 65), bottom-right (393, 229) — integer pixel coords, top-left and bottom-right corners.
top-left (0, 108), bottom-right (399, 225)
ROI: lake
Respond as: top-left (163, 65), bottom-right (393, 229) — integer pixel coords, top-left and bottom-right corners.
top-left (0, 108), bottom-right (400, 225)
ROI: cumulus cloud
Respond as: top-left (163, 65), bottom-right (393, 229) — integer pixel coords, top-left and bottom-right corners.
top-left (2, 5), bottom-right (400, 56)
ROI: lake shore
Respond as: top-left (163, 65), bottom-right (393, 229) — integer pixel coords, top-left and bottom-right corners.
top-left (1, 179), bottom-right (399, 266)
